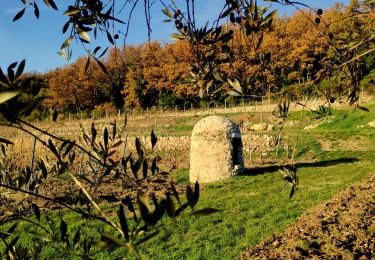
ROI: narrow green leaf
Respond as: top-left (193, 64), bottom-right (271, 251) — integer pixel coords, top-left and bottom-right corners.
top-left (61, 36), bottom-right (74, 49)
top-left (143, 159), bottom-right (148, 179)
top-left (62, 21), bottom-right (70, 33)
top-left (32, 204), bottom-right (41, 222)
top-left (43, 0), bottom-right (50, 8)
top-left (7, 62), bottom-right (17, 82)
top-left (57, 49), bottom-right (67, 59)
top-left (98, 47), bottom-right (109, 58)
top-left (194, 181), bottom-right (199, 205)
top-left (121, 196), bottom-right (137, 222)
top-left (60, 220), bottom-right (67, 240)
top-left (13, 8), bottom-right (25, 21)
top-left (170, 33), bottom-right (186, 41)
top-left (15, 59), bottom-right (25, 80)
top-left (137, 192), bottom-right (151, 214)
top-left (151, 130), bottom-right (157, 149)
top-left (104, 6), bottom-right (113, 19)
top-left (112, 120), bottom-right (117, 139)
top-left (77, 175), bottom-right (93, 185)
top-left (256, 32), bottom-right (264, 49)
top-left (108, 150), bottom-right (116, 157)
top-left (135, 138), bottom-right (145, 159)
top-left (186, 185), bottom-right (195, 209)
top-left (357, 106), bottom-right (370, 112)
top-left (48, 139), bottom-right (59, 158)
top-left (151, 157), bottom-right (158, 175)
top-left (111, 140), bottom-right (122, 149)
top-left (104, 127), bottom-right (109, 149)
top-left (7, 223), bottom-right (18, 234)
top-left (47, 0), bottom-right (58, 10)
top-left (264, 10), bottom-right (278, 23)
top-left (93, 46), bottom-right (101, 55)
top-left (106, 15), bottom-right (125, 24)
top-left (0, 91), bottom-right (19, 104)
top-left (0, 68), bottom-right (10, 85)
top-left (220, 6), bottom-right (235, 18)
top-left (52, 108), bottom-right (58, 122)
top-left (118, 205), bottom-right (129, 241)
top-left (69, 151), bottom-right (76, 163)
top-left (34, 2), bottom-right (40, 18)
top-left (39, 159), bottom-right (48, 178)
top-left (73, 229), bottom-right (81, 249)
top-left (152, 195), bottom-right (159, 209)
top-left (171, 182), bottom-right (181, 206)
top-left (63, 9), bottom-right (80, 16)
top-left (90, 122), bottom-right (97, 144)
top-left (162, 8), bottom-right (173, 18)
top-left (6, 236), bottom-right (19, 254)
top-left (289, 185), bottom-right (295, 199)
top-left (121, 155), bottom-right (130, 169)
top-left (78, 30), bottom-right (90, 42)
top-left (250, 0), bottom-right (255, 13)
top-left (130, 158), bottom-right (141, 178)
top-left (102, 165), bottom-right (113, 177)
top-left (84, 56), bottom-right (91, 73)
top-left (96, 59), bottom-right (108, 74)
top-left (228, 78), bottom-right (243, 94)
top-left (166, 196), bottom-right (175, 218)
top-left (174, 202), bottom-right (189, 217)
top-left (106, 31), bottom-right (114, 45)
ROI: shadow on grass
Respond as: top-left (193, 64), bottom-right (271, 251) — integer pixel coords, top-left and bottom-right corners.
top-left (242, 157), bottom-right (360, 176)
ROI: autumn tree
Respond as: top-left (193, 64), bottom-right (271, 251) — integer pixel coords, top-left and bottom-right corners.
top-left (100, 48), bottom-right (127, 108)
top-left (46, 57), bottom-right (106, 112)
top-left (0, 70), bottom-right (48, 121)
top-left (38, 1), bottom-right (374, 112)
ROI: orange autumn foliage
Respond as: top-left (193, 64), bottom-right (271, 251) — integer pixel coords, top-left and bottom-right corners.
top-left (43, 1), bottom-right (375, 111)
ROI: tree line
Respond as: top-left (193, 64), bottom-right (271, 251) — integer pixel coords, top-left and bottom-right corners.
top-left (6, 0), bottom-right (375, 119)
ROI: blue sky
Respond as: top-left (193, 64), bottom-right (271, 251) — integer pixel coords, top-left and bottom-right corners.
top-left (0, 0), bottom-right (349, 73)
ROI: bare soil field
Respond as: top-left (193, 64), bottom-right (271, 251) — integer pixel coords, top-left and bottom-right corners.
top-left (239, 172), bottom-right (375, 259)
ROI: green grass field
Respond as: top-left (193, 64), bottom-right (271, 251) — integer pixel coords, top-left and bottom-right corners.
top-left (1, 101), bottom-right (375, 259)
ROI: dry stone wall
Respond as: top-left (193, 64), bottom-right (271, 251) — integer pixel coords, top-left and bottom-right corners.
top-left (242, 134), bottom-right (277, 152)
top-left (126, 134), bottom-right (276, 153)
top-left (126, 136), bottom-right (190, 152)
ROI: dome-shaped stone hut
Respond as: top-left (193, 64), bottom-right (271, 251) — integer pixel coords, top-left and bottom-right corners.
top-left (189, 115), bottom-right (243, 183)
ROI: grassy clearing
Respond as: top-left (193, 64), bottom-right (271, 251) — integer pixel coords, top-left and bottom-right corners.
top-left (12, 158), bottom-right (374, 259)
top-left (1, 100), bottom-right (375, 259)
top-left (134, 124), bottom-right (375, 259)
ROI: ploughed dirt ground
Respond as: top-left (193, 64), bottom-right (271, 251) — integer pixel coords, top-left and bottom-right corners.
top-left (238, 172), bottom-right (375, 259)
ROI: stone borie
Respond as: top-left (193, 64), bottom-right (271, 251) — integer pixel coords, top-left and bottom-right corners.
top-left (190, 115), bottom-right (244, 183)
